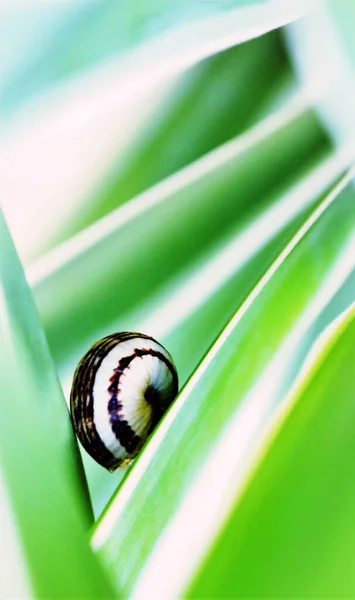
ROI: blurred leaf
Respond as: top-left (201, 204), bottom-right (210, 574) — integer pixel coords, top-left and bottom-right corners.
top-left (1, 3), bottom-right (307, 264)
top-left (57, 30), bottom-right (296, 242)
top-left (188, 302), bottom-right (355, 598)
top-left (285, 3), bottom-right (355, 153)
top-left (326, 0), bottom-right (355, 70)
top-left (31, 96), bottom-right (330, 380)
top-left (0, 0), bottom-right (304, 118)
top-left (0, 209), bottom-right (91, 520)
top-left (91, 171), bottom-right (355, 597)
top-left (0, 211), bottom-right (115, 598)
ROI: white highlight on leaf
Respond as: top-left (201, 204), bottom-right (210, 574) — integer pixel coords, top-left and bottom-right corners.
top-left (287, 1), bottom-right (355, 150)
top-left (0, 469), bottom-right (31, 599)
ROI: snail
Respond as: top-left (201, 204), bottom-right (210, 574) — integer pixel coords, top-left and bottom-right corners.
top-left (70, 332), bottom-right (178, 471)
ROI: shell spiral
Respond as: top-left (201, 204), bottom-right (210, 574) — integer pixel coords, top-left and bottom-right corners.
top-left (70, 332), bottom-right (178, 471)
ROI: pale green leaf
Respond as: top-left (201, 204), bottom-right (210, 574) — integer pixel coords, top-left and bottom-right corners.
top-left (0, 211), bottom-right (115, 598)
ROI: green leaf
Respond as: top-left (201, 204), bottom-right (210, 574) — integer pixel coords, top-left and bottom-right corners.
top-left (0, 211), bottom-right (115, 598)
top-left (31, 96), bottom-right (337, 513)
top-left (84, 146), bottom-right (349, 518)
top-left (91, 170), bottom-right (355, 597)
top-left (56, 31), bottom-right (296, 244)
top-left (188, 302), bottom-right (355, 598)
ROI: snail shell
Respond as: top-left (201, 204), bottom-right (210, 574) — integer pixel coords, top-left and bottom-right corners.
top-left (70, 332), bottom-right (178, 471)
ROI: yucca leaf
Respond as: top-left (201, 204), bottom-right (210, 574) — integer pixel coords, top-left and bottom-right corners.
top-left (188, 302), bottom-right (355, 598)
top-left (91, 171), bottom-right (355, 597)
top-left (0, 211), bottom-right (115, 598)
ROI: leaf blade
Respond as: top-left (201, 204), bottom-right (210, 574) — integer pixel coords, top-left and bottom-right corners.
top-left (0, 211), bottom-right (116, 598)
top-left (188, 302), bottom-right (355, 598)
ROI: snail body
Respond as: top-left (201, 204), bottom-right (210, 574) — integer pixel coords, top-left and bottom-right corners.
top-left (70, 332), bottom-right (178, 471)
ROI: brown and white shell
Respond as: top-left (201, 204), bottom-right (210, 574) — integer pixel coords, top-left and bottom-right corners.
top-left (70, 332), bottom-right (178, 471)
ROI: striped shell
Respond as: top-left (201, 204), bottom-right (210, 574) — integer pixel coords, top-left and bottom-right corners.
top-left (70, 332), bottom-right (178, 471)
